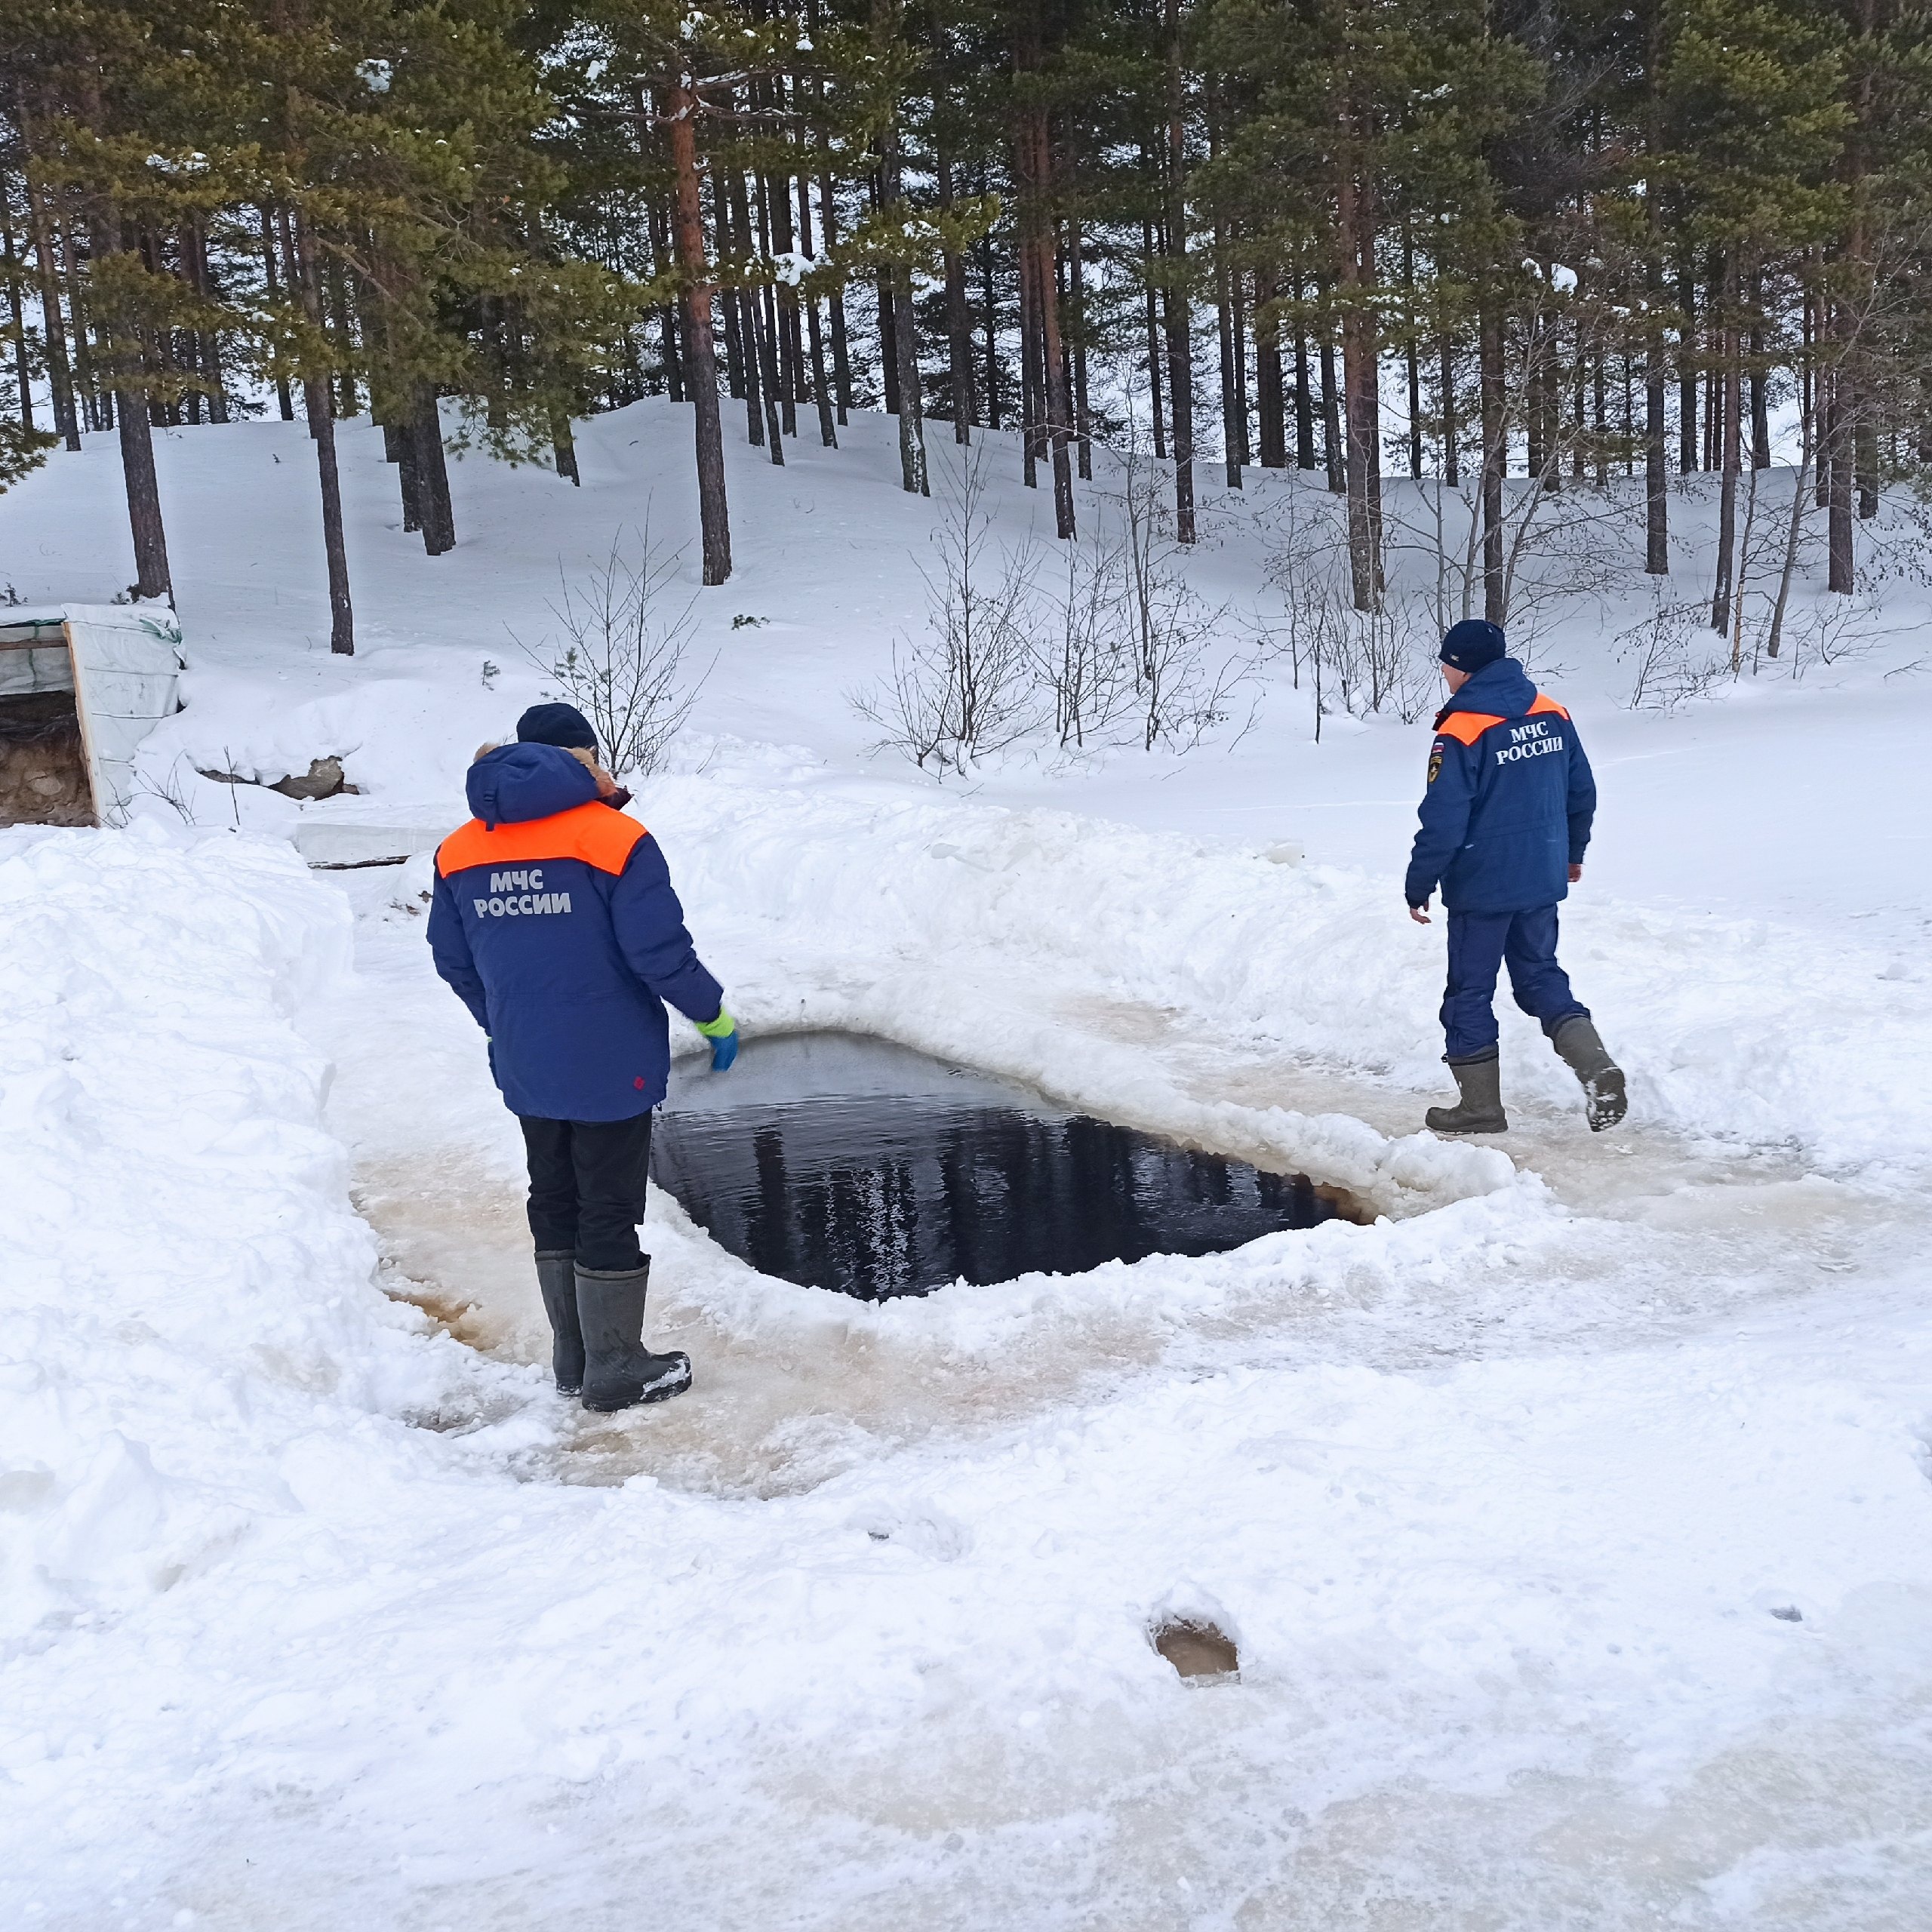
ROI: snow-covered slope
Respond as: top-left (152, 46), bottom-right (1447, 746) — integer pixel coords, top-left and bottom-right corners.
top-left (2, 407), bottom-right (1930, 1927)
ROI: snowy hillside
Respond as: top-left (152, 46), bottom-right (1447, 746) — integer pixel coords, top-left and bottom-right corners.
top-left (2, 407), bottom-right (1930, 1929)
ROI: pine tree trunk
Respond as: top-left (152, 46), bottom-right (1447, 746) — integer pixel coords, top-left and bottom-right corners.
top-left (1014, 78), bottom-right (1072, 534)
top-left (817, 168), bottom-right (852, 423)
top-left (877, 262), bottom-right (900, 415)
top-left (980, 233), bottom-right (1001, 430)
top-left (1142, 215), bottom-right (1166, 458)
top-left (1438, 334), bottom-right (1457, 485)
top-left (645, 197), bottom-right (685, 401)
top-left (805, 294), bottom-right (837, 448)
top-left (1749, 297), bottom-right (1769, 469)
top-left (1163, 0), bottom-right (1194, 544)
top-left (1319, 330), bottom-right (1343, 493)
top-left (285, 215), bottom-right (353, 653)
top-left (305, 373), bottom-right (353, 651)
top-left (1766, 401), bottom-right (1814, 659)
top-left (1216, 221), bottom-right (1241, 491)
top-left (1480, 302), bottom-right (1505, 625)
top-left (1827, 361), bottom-right (1854, 592)
top-left (723, 170), bottom-right (768, 450)
top-left (258, 208), bottom-right (295, 420)
top-left (739, 287), bottom-right (767, 444)
top-left (875, 95), bottom-right (928, 496)
top-left (66, 199), bottom-right (110, 433)
top-left (716, 214), bottom-right (746, 402)
top-left (1401, 229), bottom-right (1421, 480)
top-left (88, 219), bottom-right (171, 598)
top-left (189, 217), bottom-right (229, 424)
top-left (789, 171), bottom-right (836, 447)
top-left (114, 382), bottom-right (171, 599)
top-left (1336, 122), bottom-right (1381, 608)
top-left (1817, 374), bottom-right (1834, 510)
top-left (0, 179), bottom-right (35, 432)
top-left (1070, 224), bottom-right (1092, 480)
top-left (1020, 240), bottom-right (1041, 488)
top-left (1677, 259), bottom-right (1697, 474)
top-left (937, 141), bottom-right (974, 444)
top-left (1711, 308), bottom-right (1741, 634)
top-left (1232, 264), bottom-right (1251, 467)
top-left (1034, 224), bottom-right (1073, 530)
top-left (24, 169), bottom-right (78, 450)
top-left (1296, 311), bottom-right (1316, 469)
top-left (663, 306), bottom-right (685, 400)
top-left (1594, 352), bottom-right (1609, 485)
top-left (411, 384), bottom-right (455, 555)
top-left (755, 173), bottom-right (797, 438)
top-left (756, 287), bottom-right (786, 463)
top-left (1257, 276), bottom-right (1285, 469)
top-left (390, 418), bottom-right (423, 531)
top-left (327, 259), bottom-right (356, 418)
top-left (552, 407), bottom-right (580, 487)
top-left (1645, 281), bottom-right (1669, 574)
top-left (669, 84), bottom-right (731, 585)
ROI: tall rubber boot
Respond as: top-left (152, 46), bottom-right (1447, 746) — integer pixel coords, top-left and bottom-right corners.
top-left (534, 1250), bottom-right (584, 1395)
top-left (1425, 1054), bottom-right (1508, 1135)
top-left (576, 1259), bottom-right (692, 1414)
top-left (1552, 1016), bottom-right (1628, 1131)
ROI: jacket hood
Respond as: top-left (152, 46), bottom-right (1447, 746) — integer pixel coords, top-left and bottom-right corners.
top-left (1438, 655), bottom-right (1538, 724)
top-left (466, 741), bottom-right (599, 829)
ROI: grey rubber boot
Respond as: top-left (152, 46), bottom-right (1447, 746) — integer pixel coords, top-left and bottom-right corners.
top-left (534, 1251), bottom-right (584, 1395)
top-left (1425, 1054), bottom-right (1509, 1135)
top-left (1552, 1016), bottom-right (1628, 1131)
top-left (576, 1260), bottom-right (692, 1414)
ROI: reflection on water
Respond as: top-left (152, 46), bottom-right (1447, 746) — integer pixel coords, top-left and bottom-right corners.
top-left (653, 1032), bottom-right (1355, 1300)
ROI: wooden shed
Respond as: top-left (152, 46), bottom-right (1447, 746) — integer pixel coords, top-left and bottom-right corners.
top-left (0, 605), bottom-right (184, 828)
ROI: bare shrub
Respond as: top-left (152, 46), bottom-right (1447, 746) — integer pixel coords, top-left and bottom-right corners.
top-left (513, 521), bottom-right (710, 779)
top-left (1265, 491), bottom-right (1438, 735)
top-left (1032, 528), bottom-right (1132, 749)
top-left (1110, 433), bottom-right (1247, 750)
top-left (1616, 596), bottom-right (1730, 712)
top-left (852, 448), bottom-right (1040, 774)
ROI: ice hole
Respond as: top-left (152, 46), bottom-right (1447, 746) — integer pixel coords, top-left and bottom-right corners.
top-left (1151, 1617), bottom-right (1241, 1681)
top-left (651, 1032), bottom-right (1364, 1302)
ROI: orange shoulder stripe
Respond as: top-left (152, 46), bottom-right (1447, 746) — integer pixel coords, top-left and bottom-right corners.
top-left (1435, 711), bottom-right (1503, 746)
top-left (437, 801), bottom-right (646, 878)
top-left (1529, 693), bottom-right (1571, 720)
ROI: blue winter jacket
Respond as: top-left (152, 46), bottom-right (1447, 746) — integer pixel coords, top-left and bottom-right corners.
top-left (427, 743), bottom-right (724, 1121)
top-left (1403, 657), bottom-right (1597, 915)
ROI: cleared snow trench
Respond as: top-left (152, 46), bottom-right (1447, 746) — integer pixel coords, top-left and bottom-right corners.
top-left (651, 1032), bottom-right (1367, 1301)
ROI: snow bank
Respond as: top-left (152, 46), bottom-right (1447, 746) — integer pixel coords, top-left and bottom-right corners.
top-left (635, 762), bottom-right (1932, 1177)
top-left (0, 825), bottom-right (482, 1636)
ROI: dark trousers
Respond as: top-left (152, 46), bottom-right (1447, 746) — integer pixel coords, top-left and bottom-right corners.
top-left (1441, 905), bottom-right (1588, 1063)
top-left (518, 1112), bottom-right (654, 1272)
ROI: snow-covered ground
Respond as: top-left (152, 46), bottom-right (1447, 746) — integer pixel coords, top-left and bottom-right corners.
top-left (2, 405), bottom-right (1930, 1927)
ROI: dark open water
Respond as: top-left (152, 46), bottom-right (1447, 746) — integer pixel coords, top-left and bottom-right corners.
top-left (652, 1032), bottom-right (1358, 1301)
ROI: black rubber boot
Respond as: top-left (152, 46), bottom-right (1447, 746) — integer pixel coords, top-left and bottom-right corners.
top-left (534, 1250), bottom-right (584, 1395)
top-left (576, 1260), bottom-right (692, 1414)
top-left (1552, 1016), bottom-right (1628, 1131)
top-left (1425, 1054), bottom-right (1509, 1135)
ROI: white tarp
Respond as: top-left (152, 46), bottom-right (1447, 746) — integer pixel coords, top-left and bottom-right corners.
top-left (0, 602), bottom-right (183, 824)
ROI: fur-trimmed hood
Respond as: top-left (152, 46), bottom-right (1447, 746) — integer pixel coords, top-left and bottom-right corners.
top-left (465, 742), bottom-right (599, 829)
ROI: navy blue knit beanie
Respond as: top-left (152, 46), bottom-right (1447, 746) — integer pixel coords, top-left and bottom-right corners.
top-left (516, 702), bottom-right (599, 755)
top-left (1439, 620), bottom-right (1506, 673)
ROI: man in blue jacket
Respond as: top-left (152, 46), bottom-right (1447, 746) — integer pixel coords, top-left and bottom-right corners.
top-left (428, 703), bottom-right (739, 1411)
top-left (1404, 620), bottom-right (1626, 1136)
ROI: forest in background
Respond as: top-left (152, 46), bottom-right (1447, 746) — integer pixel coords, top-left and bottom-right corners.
top-left (1, 0), bottom-right (1928, 663)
